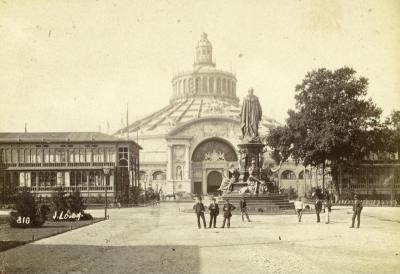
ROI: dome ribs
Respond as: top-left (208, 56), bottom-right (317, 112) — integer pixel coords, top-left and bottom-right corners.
top-left (175, 98), bottom-right (195, 124)
top-left (146, 98), bottom-right (188, 131)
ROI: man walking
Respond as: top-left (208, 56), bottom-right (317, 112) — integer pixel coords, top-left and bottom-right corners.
top-left (315, 197), bottom-right (323, 223)
top-left (350, 194), bottom-right (363, 228)
top-left (208, 198), bottom-right (219, 228)
top-left (193, 196), bottom-right (207, 229)
top-left (294, 197), bottom-right (304, 222)
top-left (221, 199), bottom-right (236, 228)
top-left (240, 197), bottom-right (251, 222)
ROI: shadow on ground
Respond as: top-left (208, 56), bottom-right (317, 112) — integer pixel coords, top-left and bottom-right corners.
top-left (1, 244), bottom-right (200, 274)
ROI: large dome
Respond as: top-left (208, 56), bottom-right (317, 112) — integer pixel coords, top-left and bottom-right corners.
top-left (115, 33), bottom-right (280, 138)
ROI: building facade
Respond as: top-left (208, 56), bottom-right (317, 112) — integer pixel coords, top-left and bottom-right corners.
top-left (115, 33), bottom-right (286, 195)
top-left (0, 132), bottom-right (141, 203)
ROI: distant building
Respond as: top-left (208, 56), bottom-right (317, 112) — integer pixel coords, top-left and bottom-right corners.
top-left (0, 132), bottom-right (141, 203)
top-left (115, 33), bottom-right (283, 195)
top-left (339, 152), bottom-right (400, 200)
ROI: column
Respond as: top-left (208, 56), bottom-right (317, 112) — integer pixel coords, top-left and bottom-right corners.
top-left (36, 172), bottom-right (39, 191)
top-left (167, 144), bottom-right (172, 180)
top-left (185, 144), bottom-right (190, 180)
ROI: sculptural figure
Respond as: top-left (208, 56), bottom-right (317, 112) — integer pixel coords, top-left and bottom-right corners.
top-left (239, 88), bottom-right (263, 140)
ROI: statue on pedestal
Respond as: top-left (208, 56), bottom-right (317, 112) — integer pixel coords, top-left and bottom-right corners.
top-left (239, 88), bottom-right (263, 142)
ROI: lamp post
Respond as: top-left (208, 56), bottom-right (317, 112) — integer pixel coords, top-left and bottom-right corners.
top-left (144, 174), bottom-right (147, 204)
top-left (103, 168), bottom-right (110, 219)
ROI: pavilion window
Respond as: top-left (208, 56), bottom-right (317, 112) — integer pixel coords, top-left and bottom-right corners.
top-left (0, 149), bottom-right (4, 163)
top-left (19, 172), bottom-right (25, 187)
top-left (228, 81), bottom-right (232, 95)
top-left (89, 171), bottom-right (95, 186)
top-left (183, 79), bottom-right (187, 93)
top-left (79, 149), bottom-right (86, 163)
top-left (104, 148), bottom-right (109, 162)
top-left (95, 171), bottom-right (101, 186)
top-left (11, 149), bottom-right (18, 163)
top-left (222, 79), bottom-right (226, 93)
top-left (60, 149), bottom-right (66, 162)
top-left (98, 148), bottom-right (104, 162)
top-left (209, 77), bottom-right (214, 93)
top-left (49, 148), bottom-right (56, 163)
top-left (43, 149), bottom-right (49, 163)
top-left (70, 172), bottom-right (76, 187)
top-left (93, 148), bottom-right (99, 163)
top-left (56, 172), bottom-right (64, 186)
top-left (82, 171), bottom-right (88, 187)
top-left (30, 149), bottom-right (36, 163)
top-left (39, 172), bottom-right (45, 187)
top-left (69, 149), bottom-right (74, 163)
top-left (49, 171), bottom-right (56, 186)
top-left (31, 172), bottom-right (37, 187)
top-left (55, 149), bottom-right (61, 163)
top-left (189, 78), bottom-right (193, 93)
top-left (86, 148), bottom-right (92, 163)
top-left (64, 172), bottom-right (70, 187)
top-left (195, 78), bottom-right (200, 92)
top-left (217, 78), bottom-right (221, 93)
top-left (76, 171), bottom-right (82, 186)
top-left (110, 149), bottom-right (116, 163)
top-left (37, 149), bottom-right (42, 163)
top-left (6, 149), bottom-right (11, 163)
top-left (202, 77), bottom-right (207, 92)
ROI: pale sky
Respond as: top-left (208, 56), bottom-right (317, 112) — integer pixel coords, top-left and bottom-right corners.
top-left (0, 0), bottom-right (399, 133)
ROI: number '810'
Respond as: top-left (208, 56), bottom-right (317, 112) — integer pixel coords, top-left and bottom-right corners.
top-left (16, 216), bottom-right (31, 224)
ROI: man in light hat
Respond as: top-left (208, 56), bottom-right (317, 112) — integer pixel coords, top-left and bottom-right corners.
top-left (350, 194), bottom-right (363, 228)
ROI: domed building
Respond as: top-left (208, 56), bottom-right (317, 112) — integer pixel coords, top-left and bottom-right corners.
top-left (115, 33), bottom-right (285, 195)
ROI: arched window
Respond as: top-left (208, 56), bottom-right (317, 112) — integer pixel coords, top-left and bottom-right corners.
top-left (202, 77), bottom-right (207, 92)
top-left (152, 171), bottom-right (166, 180)
top-left (228, 80), bottom-right (232, 95)
top-left (299, 170), bottom-right (310, 180)
top-left (139, 171), bottom-right (147, 181)
top-left (222, 79), bottom-right (226, 93)
top-left (37, 149), bottom-right (42, 163)
top-left (281, 170), bottom-right (296, 180)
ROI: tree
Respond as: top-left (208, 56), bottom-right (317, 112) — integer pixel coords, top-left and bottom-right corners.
top-left (268, 67), bottom-right (384, 199)
top-left (67, 189), bottom-right (86, 214)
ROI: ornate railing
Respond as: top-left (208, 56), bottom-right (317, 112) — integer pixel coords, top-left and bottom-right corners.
top-left (16, 186), bottom-right (113, 192)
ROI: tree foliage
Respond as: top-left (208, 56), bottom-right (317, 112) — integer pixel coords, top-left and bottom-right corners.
top-left (267, 67), bottom-right (387, 197)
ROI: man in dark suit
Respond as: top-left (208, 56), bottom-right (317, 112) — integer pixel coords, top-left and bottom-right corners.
top-left (240, 197), bottom-right (251, 222)
top-left (208, 198), bottom-right (219, 228)
top-left (315, 197), bottom-right (323, 223)
top-left (350, 194), bottom-right (363, 228)
top-left (221, 199), bottom-right (236, 228)
top-left (193, 196), bottom-right (207, 229)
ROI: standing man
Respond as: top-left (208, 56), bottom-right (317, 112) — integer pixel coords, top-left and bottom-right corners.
top-left (324, 196), bottom-right (332, 224)
top-left (240, 197), bottom-right (251, 222)
top-left (208, 198), bottom-right (219, 228)
top-left (193, 196), bottom-right (207, 229)
top-left (294, 197), bottom-right (304, 222)
top-left (350, 194), bottom-right (363, 228)
top-left (221, 199), bottom-right (236, 229)
top-left (315, 197), bottom-right (323, 223)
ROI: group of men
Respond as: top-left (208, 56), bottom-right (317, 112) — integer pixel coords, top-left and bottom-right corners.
top-left (192, 196), bottom-right (251, 229)
top-left (294, 193), bottom-right (363, 228)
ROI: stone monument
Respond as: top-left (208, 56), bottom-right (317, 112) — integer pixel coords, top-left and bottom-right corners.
top-left (219, 88), bottom-right (293, 213)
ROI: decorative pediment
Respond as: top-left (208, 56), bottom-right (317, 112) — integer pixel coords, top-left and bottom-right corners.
top-left (204, 150), bottom-right (225, 161)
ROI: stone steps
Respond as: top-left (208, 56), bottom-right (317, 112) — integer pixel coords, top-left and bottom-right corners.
top-left (219, 193), bottom-right (295, 212)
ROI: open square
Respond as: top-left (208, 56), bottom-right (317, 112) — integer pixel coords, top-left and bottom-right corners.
top-left (1, 204), bottom-right (399, 274)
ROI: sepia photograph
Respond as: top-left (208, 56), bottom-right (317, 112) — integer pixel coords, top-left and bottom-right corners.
top-left (0, 0), bottom-right (399, 273)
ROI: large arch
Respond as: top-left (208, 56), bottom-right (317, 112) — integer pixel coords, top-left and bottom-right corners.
top-left (191, 137), bottom-right (238, 162)
top-left (207, 170), bottom-right (222, 194)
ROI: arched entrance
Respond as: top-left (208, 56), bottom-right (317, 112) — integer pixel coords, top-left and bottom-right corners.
top-left (207, 171), bottom-right (222, 194)
top-left (191, 137), bottom-right (238, 194)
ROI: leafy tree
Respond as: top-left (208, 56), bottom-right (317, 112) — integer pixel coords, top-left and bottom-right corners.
top-left (67, 189), bottom-right (86, 214)
top-left (51, 187), bottom-right (69, 213)
top-left (268, 67), bottom-right (384, 199)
